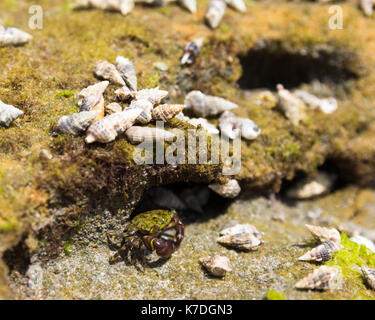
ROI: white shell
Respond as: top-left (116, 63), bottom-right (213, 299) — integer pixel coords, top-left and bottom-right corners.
top-left (85, 108), bottom-right (142, 143)
top-left (239, 118), bottom-right (261, 140)
top-left (362, 267), bottom-right (375, 290)
top-left (295, 266), bottom-right (341, 290)
top-left (217, 232), bottom-right (262, 251)
top-left (115, 56), bottom-right (137, 91)
top-left (205, 0), bottom-right (227, 29)
top-left (127, 99), bottom-right (153, 124)
top-left (359, 0), bottom-right (373, 17)
top-left (181, 37), bottom-right (204, 65)
top-left (225, 0), bottom-right (246, 12)
top-left (94, 60), bottom-right (125, 86)
top-left (199, 255), bottom-right (232, 277)
top-left (105, 102), bottom-right (122, 115)
top-left (219, 224), bottom-right (263, 240)
top-left (187, 117), bottom-right (219, 135)
top-left (219, 111), bottom-right (241, 140)
top-left (350, 235), bottom-right (375, 252)
top-left (276, 84), bottom-right (306, 125)
top-left (209, 179), bottom-right (241, 198)
top-left (78, 81), bottom-right (109, 110)
top-left (184, 90), bottom-right (238, 117)
top-left (115, 85), bottom-right (135, 101)
top-left (125, 126), bottom-right (175, 143)
top-left (298, 241), bottom-right (342, 262)
top-left (57, 111), bottom-right (99, 136)
top-left (294, 90), bottom-right (337, 114)
top-left (0, 101), bottom-right (24, 127)
top-left (73, 0), bottom-right (134, 15)
top-left (305, 224), bottom-right (341, 245)
top-left (179, 0), bottom-right (197, 13)
top-left (0, 26), bottom-right (32, 47)
top-left (152, 104), bottom-right (185, 122)
top-left (134, 87), bottom-right (168, 106)
top-left (286, 172), bottom-right (335, 199)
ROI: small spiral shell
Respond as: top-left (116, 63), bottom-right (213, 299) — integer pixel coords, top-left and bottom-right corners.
top-left (362, 267), bottom-right (375, 291)
top-left (105, 102), bottom-right (122, 115)
top-left (0, 101), bottom-right (24, 127)
top-left (125, 126), bottom-right (175, 143)
top-left (151, 104), bottom-right (185, 122)
top-left (181, 38), bottom-right (204, 65)
top-left (205, 0), bottom-right (227, 29)
top-left (115, 85), bottom-right (135, 101)
top-left (298, 241), bottom-right (341, 262)
top-left (295, 266), bottom-right (340, 290)
top-left (127, 99), bottom-right (154, 124)
top-left (179, 0), bottom-right (197, 13)
top-left (276, 84), bottom-right (306, 125)
top-left (217, 232), bottom-right (262, 251)
top-left (94, 60), bottom-right (125, 86)
top-left (209, 179), bottom-right (241, 198)
top-left (305, 224), bottom-right (341, 245)
top-left (115, 56), bottom-right (137, 91)
top-left (78, 81), bottom-right (109, 111)
top-left (57, 111), bottom-right (99, 136)
top-left (199, 255), bottom-right (232, 277)
top-left (134, 87), bottom-right (168, 106)
top-left (359, 0), bottom-right (373, 17)
top-left (0, 26), bottom-right (32, 47)
top-left (225, 0), bottom-right (246, 12)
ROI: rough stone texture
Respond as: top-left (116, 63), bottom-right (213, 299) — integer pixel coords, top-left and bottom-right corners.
top-left (1, 0), bottom-right (375, 299)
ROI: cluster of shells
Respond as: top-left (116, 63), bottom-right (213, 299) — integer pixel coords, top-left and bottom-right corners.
top-left (0, 100), bottom-right (24, 127)
top-left (73, 0), bottom-right (247, 29)
top-left (200, 223), bottom-right (264, 277)
top-left (56, 57), bottom-right (184, 144)
top-left (0, 25), bottom-right (32, 47)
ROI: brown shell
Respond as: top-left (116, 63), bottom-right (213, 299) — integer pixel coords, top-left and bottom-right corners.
top-left (298, 241), bottom-right (341, 262)
top-left (295, 266), bottom-right (340, 290)
top-left (152, 104), bottom-right (185, 121)
top-left (199, 255), bottom-right (232, 277)
top-left (94, 60), bottom-right (125, 86)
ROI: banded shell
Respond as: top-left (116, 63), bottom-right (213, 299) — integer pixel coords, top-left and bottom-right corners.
top-left (219, 111), bottom-right (241, 140)
top-left (115, 56), bottom-right (137, 91)
top-left (205, 0), bottom-right (227, 29)
top-left (181, 38), bottom-right (204, 65)
top-left (134, 87), bottom-right (169, 106)
top-left (295, 266), bottom-right (341, 290)
top-left (94, 60), bottom-right (125, 86)
top-left (179, 0), bottom-right (197, 13)
top-left (184, 90), bottom-right (238, 117)
top-left (350, 235), bottom-right (375, 252)
top-left (305, 224), bottom-right (341, 245)
top-left (298, 241), bottom-right (341, 262)
top-left (359, 0), bottom-right (373, 17)
top-left (362, 267), bottom-right (375, 290)
top-left (85, 108), bottom-right (142, 143)
top-left (0, 26), bottom-right (32, 47)
top-left (105, 102), bottom-right (122, 115)
top-left (209, 179), bottom-right (241, 198)
top-left (0, 101), bottom-right (24, 127)
top-left (187, 117), bottom-right (219, 135)
top-left (294, 90), bottom-right (337, 114)
top-left (199, 255), bottom-right (232, 277)
top-left (217, 232), bottom-right (262, 251)
top-left (128, 99), bottom-right (153, 124)
top-left (125, 126), bottom-right (175, 143)
top-left (151, 104), bottom-right (185, 122)
top-left (78, 81), bottom-right (109, 110)
top-left (57, 111), bottom-right (99, 136)
top-left (276, 84), bottom-right (306, 125)
top-left (225, 0), bottom-right (246, 12)
top-left (219, 224), bottom-right (264, 240)
top-left (115, 85), bottom-right (135, 101)
top-left (286, 172), bottom-right (335, 200)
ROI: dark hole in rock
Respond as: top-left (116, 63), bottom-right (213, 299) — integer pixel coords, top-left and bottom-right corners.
top-left (133, 183), bottom-right (232, 224)
top-left (3, 236), bottom-right (30, 276)
top-left (237, 39), bottom-right (358, 91)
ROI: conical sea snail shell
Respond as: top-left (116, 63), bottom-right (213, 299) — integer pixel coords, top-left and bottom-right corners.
top-left (217, 232), bottom-right (262, 251)
top-left (199, 255), bottom-right (232, 277)
top-left (105, 102), bottom-right (122, 115)
top-left (362, 267), bottom-right (375, 290)
top-left (219, 224), bottom-right (263, 240)
top-left (276, 84), bottom-right (306, 125)
top-left (305, 224), bottom-right (341, 245)
top-left (184, 90), bottom-right (238, 117)
top-left (115, 56), bottom-right (137, 91)
top-left (219, 111), bottom-right (241, 139)
top-left (94, 60), bottom-right (125, 86)
top-left (0, 26), bottom-right (32, 47)
top-left (187, 117), bottom-right (219, 135)
top-left (115, 85), bottom-right (135, 101)
top-left (127, 99), bottom-right (153, 124)
top-left (57, 111), bottom-right (99, 136)
top-left (134, 87), bottom-right (169, 106)
top-left (85, 108), bottom-right (142, 143)
top-left (298, 241), bottom-right (341, 262)
top-left (205, 0), bottom-right (227, 29)
top-left (78, 81), bottom-right (109, 111)
top-left (179, 0), bottom-right (197, 13)
top-left (295, 266), bottom-right (341, 290)
top-left (151, 104), bottom-right (185, 122)
top-left (0, 101), bottom-right (24, 127)
top-left (208, 179), bottom-right (241, 198)
top-left (125, 126), bottom-right (176, 143)
top-left (225, 0), bottom-right (246, 12)
top-left (181, 38), bottom-right (204, 65)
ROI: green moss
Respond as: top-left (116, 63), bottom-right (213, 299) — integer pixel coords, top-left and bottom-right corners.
top-left (282, 143), bottom-right (301, 160)
top-left (55, 90), bottom-right (76, 98)
top-left (0, 220), bottom-right (17, 233)
top-left (264, 289), bottom-right (285, 300)
top-left (326, 233), bottom-right (375, 279)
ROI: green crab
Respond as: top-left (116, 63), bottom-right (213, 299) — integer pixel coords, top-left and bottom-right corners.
top-left (107, 209), bottom-right (184, 270)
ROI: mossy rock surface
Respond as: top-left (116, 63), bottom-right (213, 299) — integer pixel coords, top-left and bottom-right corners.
top-left (1, 0), bottom-right (375, 298)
